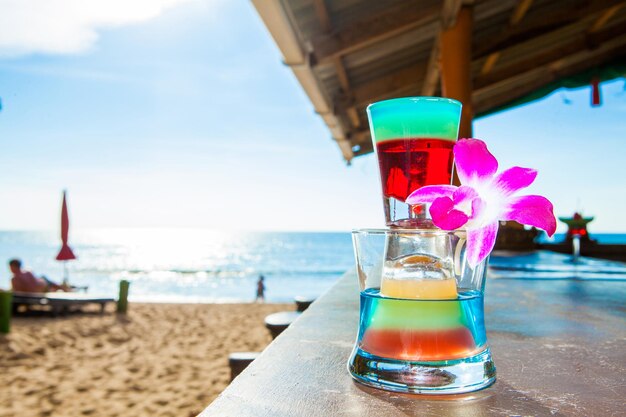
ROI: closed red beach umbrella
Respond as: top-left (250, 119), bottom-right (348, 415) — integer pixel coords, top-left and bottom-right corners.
top-left (56, 190), bottom-right (76, 261)
top-left (56, 190), bottom-right (76, 282)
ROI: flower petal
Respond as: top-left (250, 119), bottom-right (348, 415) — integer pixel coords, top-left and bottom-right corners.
top-left (466, 221), bottom-right (499, 268)
top-left (492, 167), bottom-right (537, 196)
top-left (471, 197), bottom-right (486, 221)
top-left (430, 197), bottom-right (469, 230)
top-left (502, 195), bottom-right (557, 236)
top-left (454, 139), bottom-right (498, 185)
top-left (451, 186), bottom-right (482, 221)
top-left (406, 185), bottom-right (457, 204)
top-left (452, 185), bottom-right (479, 203)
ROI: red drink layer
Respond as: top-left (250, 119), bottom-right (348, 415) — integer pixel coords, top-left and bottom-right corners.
top-left (375, 138), bottom-right (455, 201)
top-left (360, 328), bottom-right (478, 361)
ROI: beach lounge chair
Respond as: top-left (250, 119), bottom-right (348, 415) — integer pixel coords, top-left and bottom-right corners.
top-left (12, 291), bottom-right (115, 316)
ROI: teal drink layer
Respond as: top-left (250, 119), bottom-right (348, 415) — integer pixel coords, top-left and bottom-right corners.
top-left (367, 97), bottom-right (462, 143)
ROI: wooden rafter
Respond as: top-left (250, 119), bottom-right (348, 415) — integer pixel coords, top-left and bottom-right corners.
top-left (475, 15), bottom-right (626, 89)
top-left (313, 0), bottom-right (331, 32)
top-left (335, 63), bottom-right (426, 111)
top-left (353, 140), bottom-right (374, 156)
top-left (311, 2), bottom-right (440, 66)
top-left (331, 55), bottom-right (360, 127)
top-left (312, 0), bottom-right (360, 128)
top-left (480, 0), bottom-right (533, 75)
top-left (441, 0), bottom-right (464, 28)
top-left (440, 5), bottom-right (474, 139)
top-left (475, 0), bottom-right (625, 57)
top-left (332, 56), bottom-right (350, 91)
top-left (480, 53), bottom-right (500, 75)
top-left (422, 0), bottom-right (464, 96)
top-left (421, 34), bottom-right (441, 96)
top-left (337, 0), bottom-right (625, 150)
top-left (474, 39), bottom-right (626, 113)
top-left (253, 0), bottom-right (626, 161)
top-left (509, 0), bottom-right (533, 25)
top-left (474, 36), bottom-right (626, 114)
top-left (589, 3), bottom-right (624, 32)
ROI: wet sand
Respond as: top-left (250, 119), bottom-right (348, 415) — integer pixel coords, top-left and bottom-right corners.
top-left (0, 303), bottom-right (291, 417)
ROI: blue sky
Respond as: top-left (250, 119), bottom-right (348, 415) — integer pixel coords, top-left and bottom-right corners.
top-left (0, 0), bottom-right (624, 233)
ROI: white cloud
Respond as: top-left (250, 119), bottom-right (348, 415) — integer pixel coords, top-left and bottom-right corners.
top-left (0, 0), bottom-right (195, 57)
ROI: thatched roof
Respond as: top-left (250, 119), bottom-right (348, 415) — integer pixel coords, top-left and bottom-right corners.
top-left (252, 0), bottom-right (626, 162)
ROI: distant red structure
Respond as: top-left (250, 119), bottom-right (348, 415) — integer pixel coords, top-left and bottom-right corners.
top-left (540, 213), bottom-right (625, 263)
top-left (558, 212), bottom-right (594, 241)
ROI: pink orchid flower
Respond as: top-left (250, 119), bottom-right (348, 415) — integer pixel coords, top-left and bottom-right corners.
top-left (406, 138), bottom-right (556, 267)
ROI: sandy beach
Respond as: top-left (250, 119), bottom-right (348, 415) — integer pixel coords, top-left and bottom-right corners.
top-left (0, 302), bottom-right (292, 417)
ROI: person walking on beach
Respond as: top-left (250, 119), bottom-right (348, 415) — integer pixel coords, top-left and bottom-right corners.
top-left (8, 258), bottom-right (69, 293)
top-left (256, 275), bottom-right (266, 302)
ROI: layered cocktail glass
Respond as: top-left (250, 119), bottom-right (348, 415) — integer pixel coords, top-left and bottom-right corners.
top-left (348, 229), bottom-right (496, 394)
top-left (367, 97), bottom-right (461, 227)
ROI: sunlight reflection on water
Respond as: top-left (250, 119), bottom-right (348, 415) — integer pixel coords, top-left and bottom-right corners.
top-left (0, 229), bottom-right (354, 302)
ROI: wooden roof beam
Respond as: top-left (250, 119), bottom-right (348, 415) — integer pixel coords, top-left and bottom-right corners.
top-left (474, 37), bottom-right (626, 114)
top-left (589, 3), bottom-right (625, 32)
top-left (352, 139), bottom-right (373, 157)
top-left (442, 0), bottom-right (464, 27)
top-left (335, 63), bottom-right (426, 112)
top-left (474, 16), bottom-right (626, 89)
top-left (421, 34), bottom-right (441, 96)
top-left (313, 0), bottom-right (331, 32)
top-left (475, 0), bottom-right (626, 57)
top-left (441, 5), bottom-right (474, 139)
top-left (422, 0), bottom-right (467, 96)
top-left (312, 0), bottom-right (360, 128)
top-left (474, 46), bottom-right (626, 113)
top-left (332, 56), bottom-right (350, 92)
top-left (251, 0), bottom-right (354, 162)
top-left (330, 54), bottom-right (359, 127)
top-left (509, 0), bottom-right (534, 25)
top-left (311, 2), bottom-right (440, 67)
top-left (480, 0), bottom-right (534, 75)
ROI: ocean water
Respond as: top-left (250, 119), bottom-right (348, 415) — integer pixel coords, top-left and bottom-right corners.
top-left (0, 229), bottom-right (354, 303)
top-left (538, 233), bottom-right (626, 245)
top-left (489, 251), bottom-right (626, 280)
top-left (1, 230), bottom-right (624, 303)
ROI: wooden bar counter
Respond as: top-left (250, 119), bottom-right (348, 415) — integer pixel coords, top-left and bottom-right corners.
top-left (201, 269), bottom-right (626, 416)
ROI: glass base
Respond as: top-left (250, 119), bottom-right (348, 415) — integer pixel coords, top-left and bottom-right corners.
top-left (348, 347), bottom-right (496, 394)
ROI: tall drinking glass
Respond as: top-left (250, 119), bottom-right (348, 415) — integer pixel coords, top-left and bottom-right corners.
top-left (367, 97), bottom-right (462, 227)
top-left (348, 228), bottom-right (496, 394)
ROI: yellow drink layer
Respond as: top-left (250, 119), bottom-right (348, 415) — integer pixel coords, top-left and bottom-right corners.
top-left (380, 254), bottom-right (458, 299)
top-left (380, 277), bottom-right (458, 299)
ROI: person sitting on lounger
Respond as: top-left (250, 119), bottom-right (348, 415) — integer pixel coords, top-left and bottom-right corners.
top-left (9, 258), bottom-right (68, 293)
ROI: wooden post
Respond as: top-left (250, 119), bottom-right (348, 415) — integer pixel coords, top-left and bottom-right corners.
top-left (117, 280), bottom-right (130, 314)
top-left (0, 291), bottom-right (12, 334)
top-left (440, 5), bottom-right (474, 140)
